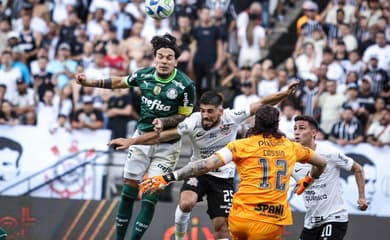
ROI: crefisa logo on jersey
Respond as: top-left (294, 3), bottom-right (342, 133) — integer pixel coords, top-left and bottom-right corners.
top-left (166, 88), bottom-right (178, 99)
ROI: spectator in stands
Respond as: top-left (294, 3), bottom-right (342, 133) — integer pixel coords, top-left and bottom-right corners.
top-left (357, 75), bottom-right (376, 114)
top-left (192, 6), bottom-right (224, 97)
top-left (362, 31), bottom-right (390, 71)
top-left (297, 73), bottom-right (320, 118)
top-left (362, 54), bottom-right (389, 97)
top-left (47, 42), bottom-right (78, 90)
top-left (11, 47), bottom-right (31, 86)
top-left (257, 65), bottom-right (279, 98)
top-left (370, 97), bottom-right (387, 125)
top-left (324, 0), bottom-right (356, 26)
top-left (0, 99), bottom-right (19, 126)
top-left (279, 103), bottom-right (297, 139)
top-left (71, 95), bottom-right (104, 130)
top-left (35, 89), bottom-right (59, 130)
top-left (13, 79), bottom-right (35, 125)
top-left (84, 50), bottom-right (110, 84)
top-left (124, 0), bottom-right (145, 23)
top-left (295, 42), bottom-right (320, 79)
top-left (58, 83), bottom-right (74, 117)
top-left (19, 13), bottom-right (41, 65)
top-left (345, 71), bottom-right (360, 85)
top-left (79, 41), bottom-right (95, 69)
top-left (171, 29), bottom-right (191, 74)
top-left (0, 17), bottom-right (11, 53)
top-left (338, 24), bottom-right (358, 52)
top-left (86, 7), bottom-right (105, 41)
top-left (357, 0), bottom-right (383, 28)
top-left (297, 1), bottom-right (321, 38)
top-left (0, 49), bottom-right (22, 102)
top-left (233, 80), bottom-right (260, 110)
top-left (103, 39), bottom-right (126, 74)
top-left (174, 0), bottom-right (198, 24)
top-left (49, 113), bottom-right (72, 135)
top-left (113, 0), bottom-right (133, 41)
top-left (0, 84), bottom-right (6, 106)
top-left (322, 48), bottom-right (346, 89)
top-left (32, 56), bottom-right (55, 102)
top-left (106, 88), bottom-right (134, 139)
top-left (314, 79), bottom-right (346, 134)
top-left (341, 50), bottom-right (364, 76)
top-left (366, 107), bottom-right (390, 147)
top-left (329, 106), bottom-right (364, 146)
top-left (237, 5), bottom-right (266, 68)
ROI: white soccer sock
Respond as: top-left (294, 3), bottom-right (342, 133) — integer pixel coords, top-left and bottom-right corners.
top-left (174, 205), bottom-right (191, 240)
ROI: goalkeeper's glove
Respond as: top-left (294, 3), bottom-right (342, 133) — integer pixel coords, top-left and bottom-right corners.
top-left (140, 173), bottom-right (176, 194)
top-left (293, 175), bottom-right (314, 195)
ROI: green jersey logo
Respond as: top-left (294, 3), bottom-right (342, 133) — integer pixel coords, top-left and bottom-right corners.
top-left (141, 96), bottom-right (172, 111)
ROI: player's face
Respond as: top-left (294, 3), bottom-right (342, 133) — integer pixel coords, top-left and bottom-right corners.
top-left (154, 48), bottom-right (177, 78)
top-left (294, 120), bottom-right (316, 147)
top-left (200, 104), bottom-right (223, 130)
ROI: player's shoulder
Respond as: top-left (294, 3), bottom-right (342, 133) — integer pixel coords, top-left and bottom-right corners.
top-left (131, 67), bottom-right (154, 79)
top-left (175, 69), bottom-right (194, 86)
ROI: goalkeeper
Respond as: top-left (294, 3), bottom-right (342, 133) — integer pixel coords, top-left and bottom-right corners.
top-left (292, 115), bottom-right (368, 240)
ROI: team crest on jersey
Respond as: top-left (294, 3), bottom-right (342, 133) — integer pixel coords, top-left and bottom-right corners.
top-left (153, 85), bottom-right (161, 95)
top-left (220, 124), bottom-right (232, 135)
top-left (166, 88), bottom-right (178, 99)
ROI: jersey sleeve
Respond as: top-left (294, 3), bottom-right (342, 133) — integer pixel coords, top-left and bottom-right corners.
top-left (178, 83), bottom-right (195, 116)
top-left (177, 113), bottom-right (197, 136)
top-left (225, 106), bottom-right (251, 123)
top-left (215, 146), bottom-right (234, 165)
top-left (333, 152), bottom-right (354, 171)
top-left (124, 71), bottom-right (140, 87)
top-left (294, 142), bottom-right (314, 163)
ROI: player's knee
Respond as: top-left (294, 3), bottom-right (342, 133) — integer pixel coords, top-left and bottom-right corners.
top-left (123, 178), bottom-right (139, 188)
top-left (179, 199), bottom-right (196, 212)
top-left (213, 217), bottom-right (229, 233)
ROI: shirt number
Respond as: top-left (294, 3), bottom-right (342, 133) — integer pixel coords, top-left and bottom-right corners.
top-left (258, 158), bottom-right (288, 191)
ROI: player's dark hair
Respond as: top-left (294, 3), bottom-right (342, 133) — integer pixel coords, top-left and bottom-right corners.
top-left (247, 105), bottom-right (285, 138)
top-left (199, 91), bottom-right (224, 107)
top-left (340, 153), bottom-right (375, 181)
top-left (294, 115), bottom-right (319, 130)
top-left (151, 33), bottom-right (181, 59)
top-left (0, 137), bottom-right (23, 168)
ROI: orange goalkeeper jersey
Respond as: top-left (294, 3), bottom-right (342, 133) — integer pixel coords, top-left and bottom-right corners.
top-left (220, 134), bottom-right (314, 226)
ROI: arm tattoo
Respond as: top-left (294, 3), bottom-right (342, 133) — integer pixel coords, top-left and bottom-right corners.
top-left (175, 155), bottom-right (224, 181)
top-left (96, 78), bottom-right (113, 89)
top-left (159, 114), bottom-right (186, 130)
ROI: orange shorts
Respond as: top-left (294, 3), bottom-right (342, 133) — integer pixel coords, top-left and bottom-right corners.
top-left (228, 215), bottom-right (284, 240)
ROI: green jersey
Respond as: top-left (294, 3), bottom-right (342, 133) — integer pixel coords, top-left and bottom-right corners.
top-left (125, 67), bottom-right (195, 132)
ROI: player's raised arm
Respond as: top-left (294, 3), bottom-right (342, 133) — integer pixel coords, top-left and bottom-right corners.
top-left (108, 128), bottom-right (181, 150)
top-left (249, 81), bottom-right (299, 115)
top-left (75, 73), bottom-right (129, 89)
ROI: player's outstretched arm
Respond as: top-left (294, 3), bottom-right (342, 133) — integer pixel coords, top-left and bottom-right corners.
top-left (308, 152), bottom-right (327, 178)
top-left (75, 73), bottom-right (128, 89)
top-left (351, 162), bottom-right (368, 211)
top-left (107, 128), bottom-right (181, 150)
top-left (249, 81), bottom-right (299, 115)
top-left (140, 154), bottom-right (225, 193)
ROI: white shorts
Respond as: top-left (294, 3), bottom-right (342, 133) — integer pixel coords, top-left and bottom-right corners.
top-left (123, 130), bottom-right (182, 181)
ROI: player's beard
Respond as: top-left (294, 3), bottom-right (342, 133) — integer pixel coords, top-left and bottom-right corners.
top-left (201, 119), bottom-right (218, 130)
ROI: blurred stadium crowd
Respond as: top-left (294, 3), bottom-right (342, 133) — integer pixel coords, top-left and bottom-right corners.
top-left (0, 0), bottom-right (389, 147)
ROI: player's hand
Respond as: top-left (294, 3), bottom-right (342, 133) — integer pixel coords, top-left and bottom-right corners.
top-left (140, 173), bottom-right (175, 194)
top-left (357, 198), bottom-right (368, 211)
top-left (152, 118), bottom-right (163, 133)
top-left (75, 73), bottom-right (87, 85)
top-left (293, 175), bottom-right (314, 195)
top-left (107, 138), bottom-right (136, 150)
top-left (287, 81), bottom-right (299, 95)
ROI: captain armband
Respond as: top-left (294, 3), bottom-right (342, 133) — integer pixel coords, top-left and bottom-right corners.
top-left (96, 78), bottom-right (113, 89)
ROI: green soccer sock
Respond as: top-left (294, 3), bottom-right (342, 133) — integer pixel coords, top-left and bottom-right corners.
top-left (129, 192), bottom-right (159, 240)
top-left (0, 227), bottom-right (7, 240)
top-left (116, 184), bottom-right (139, 240)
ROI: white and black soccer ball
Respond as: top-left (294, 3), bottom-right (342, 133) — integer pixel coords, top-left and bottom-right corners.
top-left (145, 0), bottom-right (175, 20)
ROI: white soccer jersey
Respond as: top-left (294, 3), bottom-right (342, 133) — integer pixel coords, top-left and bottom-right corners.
top-left (177, 107), bottom-right (251, 178)
top-left (292, 141), bottom-right (354, 229)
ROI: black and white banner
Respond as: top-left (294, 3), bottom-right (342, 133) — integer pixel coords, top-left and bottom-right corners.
top-left (0, 125), bottom-right (111, 199)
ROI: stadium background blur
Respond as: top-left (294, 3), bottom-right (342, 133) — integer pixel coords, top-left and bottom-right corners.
top-left (0, 0), bottom-right (390, 239)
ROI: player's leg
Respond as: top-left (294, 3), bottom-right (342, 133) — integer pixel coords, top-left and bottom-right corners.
top-left (0, 227), bottom-right (7, 240)
top-left (175, 190), bottom-right (198, 240)
top-left (299, 225), bottom-right (323, 240)
top-left (116, 142), bottom-right (151, 240)
top-left (175, 174), bottom-right (207, 240)
top-left (206, 175), bottom-right (234, 239)
top-left (130, 140), bottom-right (182, 239)
top-left (318, 222), bottom-right (348, 240)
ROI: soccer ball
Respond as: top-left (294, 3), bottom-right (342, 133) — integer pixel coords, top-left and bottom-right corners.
top-left (145, 0), bottom-right (175, 20)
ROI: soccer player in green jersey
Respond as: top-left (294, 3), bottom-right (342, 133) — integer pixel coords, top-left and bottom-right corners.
top-left (75, 33), bottom-right (196, 240)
